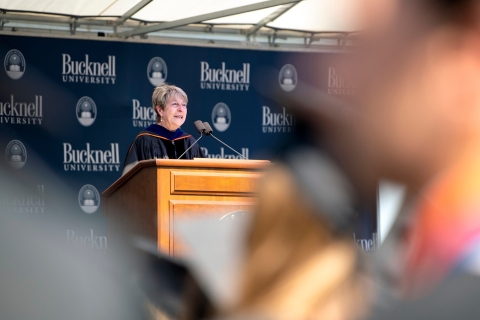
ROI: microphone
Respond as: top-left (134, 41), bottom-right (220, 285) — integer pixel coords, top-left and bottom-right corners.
top-left (202, 122), bottom-right (247, 159)
top-left (177, 120), bottom-right (205, 159)
top-left (194, 120), bottom-right (206, 134)
top-left (202, 122), bottom-right (213, 136)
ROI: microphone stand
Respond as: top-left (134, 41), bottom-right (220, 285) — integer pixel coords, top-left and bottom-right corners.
top-left (177, 133), bottom-right (202, 159)
top-left (209, 134), bottom-right (247, 159)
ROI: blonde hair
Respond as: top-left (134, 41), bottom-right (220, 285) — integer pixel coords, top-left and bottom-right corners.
top-left (230, 165), bottom-right (369, 320)
top-left (152, 83), bottom-right (188, 122)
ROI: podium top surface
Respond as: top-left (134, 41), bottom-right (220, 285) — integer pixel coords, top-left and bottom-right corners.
top-left (102, 158), bottom-right (271, 197)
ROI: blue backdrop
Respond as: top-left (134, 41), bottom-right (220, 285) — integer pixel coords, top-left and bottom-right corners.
top-left (0, 34), bottom-right (377, 253)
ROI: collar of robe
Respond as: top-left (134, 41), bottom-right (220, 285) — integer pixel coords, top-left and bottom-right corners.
top-left (144, 124), bottom-right (187, 141)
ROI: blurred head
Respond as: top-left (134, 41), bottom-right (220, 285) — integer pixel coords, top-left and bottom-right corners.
top-left (347, 0), bottom-right (480, 189)
top-left (231, 165), bottom-right (367, 320)
top-left (152, 84), bottom-right (188, 131)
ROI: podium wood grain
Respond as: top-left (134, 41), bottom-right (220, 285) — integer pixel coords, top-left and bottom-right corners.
top-left (102, 159), bottom-right (269, 256)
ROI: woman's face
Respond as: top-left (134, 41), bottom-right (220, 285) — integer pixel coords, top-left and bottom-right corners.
top-left (157, 94), bottom-right (187, 131)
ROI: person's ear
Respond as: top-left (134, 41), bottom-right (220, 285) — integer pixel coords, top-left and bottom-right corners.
top-left (454, 30), bottom-right (480, 133)
top-left (156, 105), bottom-right (163, 117)
top-left (424, 27), bottom-right (480, 131)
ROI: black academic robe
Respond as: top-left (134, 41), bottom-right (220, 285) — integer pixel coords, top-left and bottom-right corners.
top-left (123, 124), bottom-right (204, 174)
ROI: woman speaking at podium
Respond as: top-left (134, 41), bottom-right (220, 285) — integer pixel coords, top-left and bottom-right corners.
top-left (122, 83), bottom-right (204, 175)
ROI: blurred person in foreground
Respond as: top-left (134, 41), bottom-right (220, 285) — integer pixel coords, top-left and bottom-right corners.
top-left (233, 167), bottom-right (368, 320)
top-left (335, 0), bottom-right (480, 318)
top-left (225, 0), bottom-right (480, 318)
top-left (211, 119), bottom-right (371, 320)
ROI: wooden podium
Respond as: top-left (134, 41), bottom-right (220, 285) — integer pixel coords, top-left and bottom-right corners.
top-left (102, 158), bottom-right (270, 256)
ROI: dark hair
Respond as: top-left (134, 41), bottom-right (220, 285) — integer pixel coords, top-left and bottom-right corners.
top-left (428, 0), bottom-right (476, 25)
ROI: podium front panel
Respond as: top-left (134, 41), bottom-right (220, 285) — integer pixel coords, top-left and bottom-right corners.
top-left (102, 159), bottom-right (270, 256)
top-left (169, 200), bottom-right (257, 256)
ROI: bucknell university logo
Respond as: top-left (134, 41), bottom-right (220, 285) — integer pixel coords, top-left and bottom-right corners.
top-left (4, 49), bottom-right (26, 80)
top-left (279, 64), bottom-right (297, 92)
top-left (5, 140), bottom-right (27, 169)
top-left (211, 102), bottom-right (231, 132)
top-left (76, 96), bottom-right (97, 127)
top-left (78, 184), bottom-right (100, 214)
top-left (147, 57), bottom-right (167, 86)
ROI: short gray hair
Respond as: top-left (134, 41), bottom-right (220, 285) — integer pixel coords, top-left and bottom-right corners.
top-left (152, 83), bottom-right (188, 122)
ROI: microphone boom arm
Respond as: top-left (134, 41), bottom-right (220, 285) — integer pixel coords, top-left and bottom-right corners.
top-left (210, 134), bottom-right (247, 159)
top-left (177, 133), bottom-right (202, 159)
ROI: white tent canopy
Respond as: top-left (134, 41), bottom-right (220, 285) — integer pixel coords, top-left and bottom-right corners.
top-left (0, 0), bottom-right (361, 50)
